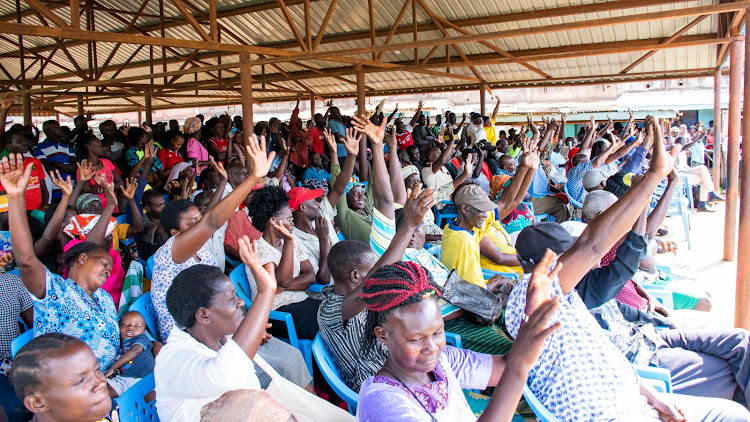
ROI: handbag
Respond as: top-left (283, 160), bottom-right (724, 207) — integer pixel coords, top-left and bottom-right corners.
top-left (441, 270), bottom-right (508, 325)
top-left (254, 355), bottom-right (355, 422)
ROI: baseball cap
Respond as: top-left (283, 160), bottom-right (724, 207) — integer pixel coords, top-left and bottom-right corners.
top-left (582, 168), bottom-right (609, 190)
top-left (453, 184), bottom-right (497, 212)
top-left (287, 187), bottom-right (323, 211)
top-left (516, 222), bottom-right (575, 266)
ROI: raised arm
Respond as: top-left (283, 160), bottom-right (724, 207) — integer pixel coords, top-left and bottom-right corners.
top-left (128, 141), bottom-right (156, 180)
top-left (558, 117), bottom-right (679, 295)
top-left (326, 130), bottom-right (359, 207)
top-left (271, 138), bottom-right (289, 184)
top-left (591, 137), bottom-right (623, 169)
top-left (121, 178), bottom-right (145, 237)
top-left (494, 139), bottom-right (539, 218)
top-left (34, 171), bottom-right (73, 256)
top-left (452, 151), bottom-right (474, 189)
top-left (171, 136), bottom-right (275, 264)
top-left (432, 127), bottom-right (455, 173)
top-left (70, 112), bottom-right (93, 139)
top-left (622, 110), bottom-right (635, 137)
top-left (386, 105), bottom-right (398, 125)
top-left (0, 93), bottom-right (14, 133)
top-left (386, 128), bottom-right (407, 205)
top-left (646, 170), bottom-right (678, 240)
top-left (234, 236), bottom-right (277, 359)
top-left (269, 223), bottom-right (315, 291)
top-left (203, 158), bottom-right (229, 213)
top-left (408, 100), bottom-right (423, 128)
top-left (580, 116), bottom-right (597, 152)
top-left (350, 114), bottom-right (394, 219)
top-left (85, 181), bottom-right (117, 248)
top-left (537, 118), bottom-right (556, 152)
top-left (3, 155), bottom-right (49, 298)
top-left (491, 98), bottom-right (500, 122)
top-left (340, 187), bottom-right (437, 321)
top-left (595, 115), bottom-right (613, 139)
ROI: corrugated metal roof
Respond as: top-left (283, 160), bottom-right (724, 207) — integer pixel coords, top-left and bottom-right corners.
top-left (0, 0), bottom-right (733, 113)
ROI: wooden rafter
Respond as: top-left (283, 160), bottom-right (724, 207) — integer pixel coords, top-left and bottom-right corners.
top-left (312, 0), bottom-right (337, 52)
top-left (304, 0), bottom-right (311, 51)
top-left (620, 14), bottom-right (709, 74)
top-left (376, 0), bottom-right (411, 61)
top-left (208, 0), bottom-right (217, 41)
top-left (416, 1), bottom-right (481, 79)
top-left (368, 0), bottom-right (375, 60)
top-left (70, 0), bottom-right (80, 29)
top-left (420, 4), bottom-right (552, 79)
top-left (170, 0), bottom-right (212, 42)
top-left (94, 0), bottom-right (152, 80)
top-left (275, 0), bottom-right (308, 51)
top-left (716, 9), bottom-right (745, 67)
top-left (25, 0), bottom-right (70, 28)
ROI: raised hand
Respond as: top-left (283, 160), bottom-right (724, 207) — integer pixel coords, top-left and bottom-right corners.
top-left (1, 92), bottom-right (14, 109)
top-left (343, 127), bottom-right (363, 154)
top-left (0, 154), bottom-right (32, 195)
top-left (209, 156), bottom-right (228, 180)
top-left (238, 236), bottom-right (277, 295)
top-left (650, 117), bottom-right (679, 178)
top-left (463, 152), bottom-right (476, 175)
top-left (323, 129), bottom-right (336, 151)
top-left (350, 114), bottom-right (386, 144)
top-left (525, 249), bottom-right (563, 316)
top-left (402, 185), bottom-right (437, 227)
top-left (104, 182), bottom-right (117, 206)
top-left (246, 134), bottom-right (276, 179)
top-left (50, 170), bottom-right (73, 196)
top-left (77, 159), bottom-right (95, 182)
top-left (93, 173), bottom-right (108, 188)
top-left (520, 150), bottom-right (540, 169)
top-left (85, 111), bottom-right (94, 121)
top-left (314, 215), bottom-right (329, 240)
top-left (119, 177), bottom-right (138, 200)
top-left (417, 100), bottom-right (423, 110)
top-left (270, 220), bottom-right (294, 240)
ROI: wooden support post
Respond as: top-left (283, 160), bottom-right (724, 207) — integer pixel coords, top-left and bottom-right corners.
top-left (713, 69), bottom-right (722, 191)
top-left (144, 89), bottom-right (152, 125)
top-left (724, 38), bottom-right (742, 261)
top-left (310, 90), bottom-right (315, 118)
top-left (240, 52), bottom-right (254, 142)
top-left (137, 106), bottom-right (143, 126)
top-left (22, 92), bottom-right (31, 125)
top-left (77, 94), bottom-right (83, 116)
top-left (356, 64), bottom-right (365, 116)
top-left (736, 9), bottom-right (750, 329)
top-left (479, 82), bottom-right (486, 116)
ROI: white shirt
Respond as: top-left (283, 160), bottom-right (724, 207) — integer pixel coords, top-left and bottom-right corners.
top-left (292, 198), bottom-right (338, 273)
top-left (155, 328), bottom-right (260, 422)
top-left (467, 123), bottom-right (488, 145)
top-left (421, 165), bottom-right (453, 191)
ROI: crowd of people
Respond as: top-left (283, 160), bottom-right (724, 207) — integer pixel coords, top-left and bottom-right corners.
top-left (0, 90), bottom-right (746, 422)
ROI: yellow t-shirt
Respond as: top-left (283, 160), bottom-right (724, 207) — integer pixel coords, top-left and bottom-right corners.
top-left (111, 222), bottom-right (130, 252)
top-left (484, 118), bottom-right (497, 145)
top-left (440, 209), bottom-right (522, 287)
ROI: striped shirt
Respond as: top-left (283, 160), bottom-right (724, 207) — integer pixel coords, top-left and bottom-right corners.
top-left (33, 141), bottom-right (75, 198)
top-left (317, 287), bottom-right (387, 392)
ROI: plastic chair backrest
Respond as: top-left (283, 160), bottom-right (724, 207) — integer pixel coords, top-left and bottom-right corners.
top-left (229, 264), bottom-right (254, 307)
top-left (445, 332), bottom-right (462, 348)
top-left (312, 334), bottom-right (359, 415)
top-left (634, 365), bottom-right (673, 393)
top-left (337, 231), bottom-right (346, 242)
top-left (129, 292), bottom-right (162, 342)
top-left (523, 384), bottom-right (562, 422)
top-left (563, 183), bottom-right (583, 209)
top-left (145, 255), bottom-right (155, 281)
top-left (115, 373), bottom-right (158, 422)
top-left (11, 329), bottom-right (34, 358)
top-left (116, 214), bottom-right (128, 225)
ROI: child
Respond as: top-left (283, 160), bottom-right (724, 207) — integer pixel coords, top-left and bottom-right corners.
top-left (10, 333), bottom-right (116, 422)
top-left (105, 311), bottom-right (159, 398)
top-left (0, 130), bottom-right (48, 213)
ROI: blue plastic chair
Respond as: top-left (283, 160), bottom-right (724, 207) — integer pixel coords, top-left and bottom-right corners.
top-left (642, 284), bottom-right (675, 310)
top-left (523, 384), bottom-right (561, 422)
top-left (337, 231), bottom-right (346, 242)
top-left (635, 365), bottom-right (673, 393)
top-left (11, 329), bottom-right (34, 358)
top-left (116, 214), bottom-right (135, 246)
top-left (482, 268), bottom-right (520, 281)
top-left (563, 184), bottom-right (582, 221)
top-left (434, 200), bottom-right (458, 228)
top-left (129, 292), bottom-right (162, 342)
top-left (680, 175), bottom-right (694, 209)
top-left (445, 331), bottom-right (462, 348)
top-left (115, 373), bottom-right (158, 421)
top-left (228, 264), bottom-right (313, 376)
top-left (312, 334), bottom-right (359, 415)
top-left (145, 255), bottom-right (155, 281)
top-left (652, 184), bottom-right (691, 249)
top-left (427, 244), bottom-right (441, 260)
top-left (225, 255), bottom-right (242, 269)
top-left (525, 200), bottom-right (551, 223)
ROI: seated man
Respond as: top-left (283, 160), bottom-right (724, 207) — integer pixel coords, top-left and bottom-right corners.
top-left (505, 116), bottom-right (749, 421)
top-left (674, 136), bottom-right (724, 212)
top-left (317, 188), bottom-right (436, 392)
top-left (441, 145), bottom-right (538, 288)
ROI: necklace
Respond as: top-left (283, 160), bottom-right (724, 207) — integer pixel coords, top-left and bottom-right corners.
top-left (382, 367), bottom-right (437, 422)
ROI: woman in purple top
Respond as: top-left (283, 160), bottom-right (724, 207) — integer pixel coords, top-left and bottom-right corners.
top-left (355, 260), bottom-right (560, 422)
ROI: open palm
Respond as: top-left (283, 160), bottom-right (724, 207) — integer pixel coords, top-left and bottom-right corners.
top-left (351, 114), bottom-right (386, 144)
top-left (0, 154), bottom-right (31, 195)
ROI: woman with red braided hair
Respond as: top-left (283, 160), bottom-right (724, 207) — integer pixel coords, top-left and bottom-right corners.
top-left (355, 258), bottom-right (561, 422)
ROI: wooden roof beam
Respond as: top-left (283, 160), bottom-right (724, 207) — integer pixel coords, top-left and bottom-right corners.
top-left (375, 0), bottom-right (412, 61)
top-left (170, 0), bottom-right (211, 42)
top-left (275, 0), bottom-right (308, 51)
top-left (312, 0), bottom-right (337, 52)
top-left (25, 0), bottom-right (70, 28)
top-left (621, 14), bottom-right (709, 74)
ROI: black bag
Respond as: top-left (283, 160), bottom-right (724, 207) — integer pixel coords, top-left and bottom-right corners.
top-left (441, 270), bottom-right (503, 325)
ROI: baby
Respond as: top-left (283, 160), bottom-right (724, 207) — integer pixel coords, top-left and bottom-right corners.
top-left (105, 311), bottom-right (159, 398)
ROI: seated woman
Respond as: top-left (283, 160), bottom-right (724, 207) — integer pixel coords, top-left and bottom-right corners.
top-left (75, 133), bottom-right (123, 210)
top-left (125, 127), bottom-right (165, 184)
top-left (154, 238), bottom-right (277, 422)
top-left (11, 333), bottom-right (117, 422)
top-left (246, 185), bottom-right (322, 340)
top-left (149, 139), bottom-right (312, 390)
top-left (356, 260), bottom-right (559, 421)
top-left (2, 153), bottom-right (120, 373)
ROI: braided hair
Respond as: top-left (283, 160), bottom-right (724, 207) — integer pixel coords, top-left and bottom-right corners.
top-left (358, 261), bottom-right (441, 353)
top-left (11, 333), bottom-right (87, 399)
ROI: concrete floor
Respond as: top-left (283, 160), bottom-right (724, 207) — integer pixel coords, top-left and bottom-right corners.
top-left (656, 200), bottom-right (739, 328)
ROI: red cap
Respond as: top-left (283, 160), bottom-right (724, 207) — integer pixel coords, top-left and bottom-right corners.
top-left (288, 187), bottom-right (324, 211)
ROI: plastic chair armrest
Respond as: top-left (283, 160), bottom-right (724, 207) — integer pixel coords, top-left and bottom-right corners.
top-left (269, 310), bottom-right (299, 349)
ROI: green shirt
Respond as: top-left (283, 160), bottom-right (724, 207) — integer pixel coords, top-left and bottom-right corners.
top-left (330, 163), bottom-right (373, 243)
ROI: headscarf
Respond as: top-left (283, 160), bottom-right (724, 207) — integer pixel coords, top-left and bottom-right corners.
top-left (345, 175), bottom-right (362, 195)
top-left (301, 178), bottom-right (329, 192)
top-left (401, 165), bottom-right (419, 180)
top-left (75, 193), bottom-right (101, 214)
top-left (184, 117), bottom-right (202, 135)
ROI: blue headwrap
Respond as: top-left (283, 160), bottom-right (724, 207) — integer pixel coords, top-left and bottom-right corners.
top-left (345, 175), bottom-right (362, 195)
